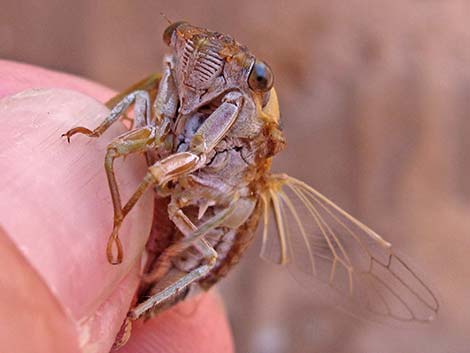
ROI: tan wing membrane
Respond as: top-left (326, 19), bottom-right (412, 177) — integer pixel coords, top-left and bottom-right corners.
top-left (260, 173), bottom-right (439, 323)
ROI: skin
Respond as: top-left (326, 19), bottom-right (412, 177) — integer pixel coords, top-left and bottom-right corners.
top-left (0, 60), bottom-right (234, 353)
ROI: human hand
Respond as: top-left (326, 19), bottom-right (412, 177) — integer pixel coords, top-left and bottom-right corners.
top-left (0, 60), bottom-right (234, 353)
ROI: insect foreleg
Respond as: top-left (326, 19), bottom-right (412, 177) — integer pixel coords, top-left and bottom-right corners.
top-left (107, 152), bottom-right (203, 264)
top-left (153, 55), bottom-right (178, 124)
top-left (62, 90), bottom-right (152, 141)
top-left (190, 91), bottom-right (243, 154)
top-left (104, 126), bottom-right (158, 263)
top-left (105, 73), bottom-right (161, 110)
top-left (128, 239), bottom-right (217, 320)
top-left (105, 72), bottom-right (162, 130)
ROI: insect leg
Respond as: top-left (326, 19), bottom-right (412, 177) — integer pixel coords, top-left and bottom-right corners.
top-left (128, 239), bottom-right (218, 320)
top-left (107, 152), bottom-right (203, 264)
top-left (142, 199), bottom-right (239, 283)
top-left (105, 73), bottom-right (161, 110)
top-left (103, 126), bottom-right (157, 263)
top-left (109, 55), bottom-right (177, 131)
top-left (62, 90), bottom-right (152, 141)
top-left (152, 55), bottom-right (179, 124)
top-left (189, 91), bottom-right (243, 155)
top-left (105, 73), bottom-right (162, 129)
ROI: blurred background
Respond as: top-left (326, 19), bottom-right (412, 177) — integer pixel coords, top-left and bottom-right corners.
top-left (2, 1), bottom-right (470, 352)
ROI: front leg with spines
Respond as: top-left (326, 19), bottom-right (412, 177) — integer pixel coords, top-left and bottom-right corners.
top-left (62, 90), bottom-right (152, 141)
top-left (106, 151), bottom-right (203, 264)
top-left (190, 91), bottom-right (243, 154)
top-left (153, 55), bottom-right (179, 124)
top-left (103, 126), bottom-right (158, 264)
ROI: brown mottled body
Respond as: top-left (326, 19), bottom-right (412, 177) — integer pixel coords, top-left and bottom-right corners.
top-left (138, 106), bottom-right (283, 311)
top-left (64, 21), bottom-right (284, 325)
top-left (134, 24), bottom-right (284, 313)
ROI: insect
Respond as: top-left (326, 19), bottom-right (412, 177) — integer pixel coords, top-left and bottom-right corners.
top-left (62, 21), bottom-right (439, 345)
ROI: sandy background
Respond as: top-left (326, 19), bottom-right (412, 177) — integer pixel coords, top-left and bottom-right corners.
top-left (2, 1), bottom-right (469, 352)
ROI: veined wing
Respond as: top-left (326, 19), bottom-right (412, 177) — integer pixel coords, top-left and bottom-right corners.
top-left (259, 173), bottom-right (439, 323)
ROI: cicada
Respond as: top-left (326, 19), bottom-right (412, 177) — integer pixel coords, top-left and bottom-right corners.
top-left (63, 21), bottom-right (439, 344)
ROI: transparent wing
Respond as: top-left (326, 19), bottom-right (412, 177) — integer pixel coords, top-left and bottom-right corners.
top-left (260, 173), bottom-right (439, 323)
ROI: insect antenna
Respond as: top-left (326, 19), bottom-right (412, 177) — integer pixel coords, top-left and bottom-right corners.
top-left (160, 12), bottom-right (173, 25)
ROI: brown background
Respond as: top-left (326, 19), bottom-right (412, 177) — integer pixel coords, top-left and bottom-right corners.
top-left (2, 1), bottom-right (470, 352)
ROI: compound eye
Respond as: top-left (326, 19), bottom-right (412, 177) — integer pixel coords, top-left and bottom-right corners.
top-left (248, 60), bottom-right (274, 92)
top-left (163, 21), bottom-right (187, 46)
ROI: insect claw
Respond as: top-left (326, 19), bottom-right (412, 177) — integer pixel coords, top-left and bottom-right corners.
top-left (107, 232), bottom-right (124, 265)
top-left (61, 127), bottom-right (95, 143)
top-left (60, 132), bottom-right (71, 143)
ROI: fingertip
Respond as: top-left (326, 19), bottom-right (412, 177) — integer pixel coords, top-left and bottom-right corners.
top-left (0, 88), bottom-right (153, 351)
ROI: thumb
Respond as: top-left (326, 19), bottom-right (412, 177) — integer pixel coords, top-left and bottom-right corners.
top-left (0, 88), bottom-right (153, 353)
